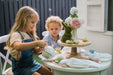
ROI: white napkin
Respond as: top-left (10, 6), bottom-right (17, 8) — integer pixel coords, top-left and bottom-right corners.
top-left (59, 58), bottom-right (101, 68)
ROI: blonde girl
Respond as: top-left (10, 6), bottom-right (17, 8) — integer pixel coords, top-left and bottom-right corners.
top-left (5, 6), bottom-right (52, 75)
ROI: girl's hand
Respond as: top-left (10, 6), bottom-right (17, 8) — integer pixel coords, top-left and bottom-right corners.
top-left (32, 47), bottom-right (44, 54)
top-left (37, 40), bottom-right (47, 48)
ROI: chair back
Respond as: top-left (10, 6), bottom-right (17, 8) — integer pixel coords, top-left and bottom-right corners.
top-left (0, 34), bottom-right (13, 75)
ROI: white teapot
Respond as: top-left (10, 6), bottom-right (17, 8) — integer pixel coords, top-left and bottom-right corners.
top-left (42, 46), bottom-right (56, 59)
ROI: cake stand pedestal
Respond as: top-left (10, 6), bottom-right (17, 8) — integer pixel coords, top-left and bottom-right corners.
top-left (58, 40), bottom-right (91, 59)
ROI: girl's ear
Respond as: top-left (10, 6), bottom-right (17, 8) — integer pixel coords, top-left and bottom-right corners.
top-left (60, 27), bottom-right (62, 31)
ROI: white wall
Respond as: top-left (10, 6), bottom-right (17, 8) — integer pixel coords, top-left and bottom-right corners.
top-left (77, 0), bottom-right (113, 75)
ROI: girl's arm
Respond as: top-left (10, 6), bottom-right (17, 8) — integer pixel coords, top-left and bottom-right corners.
top-left (12, 40), bottom-right (46, 51)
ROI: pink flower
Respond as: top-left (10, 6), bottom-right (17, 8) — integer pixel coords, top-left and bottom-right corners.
top-left (71, 18), bottom-right (81, 29)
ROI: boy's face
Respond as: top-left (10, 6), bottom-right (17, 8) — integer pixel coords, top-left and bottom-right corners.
top-left (25, 17), bottom-right (38, 33)
top-left (48, 22), bottom-right (62, 37)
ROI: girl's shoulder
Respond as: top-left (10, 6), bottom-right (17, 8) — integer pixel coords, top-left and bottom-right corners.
top-left (10, 32), bottom-right (22, 46)
top-left (11, 32), bottom-right (21, 38)
top-left (12, 31), bottom-right (31, 39)
top-left (12, 31), bottom-right (19, 34)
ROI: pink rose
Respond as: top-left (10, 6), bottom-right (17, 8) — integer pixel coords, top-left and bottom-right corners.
top-left (71, 18), bottom-right (81, 29)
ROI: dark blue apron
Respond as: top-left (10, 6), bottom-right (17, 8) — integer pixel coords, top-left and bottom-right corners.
top-left (11, 31), bottom-right (41, 75)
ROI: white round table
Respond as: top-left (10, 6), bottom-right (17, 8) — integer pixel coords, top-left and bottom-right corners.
top-left (40, 55), bottom-right (111, 75)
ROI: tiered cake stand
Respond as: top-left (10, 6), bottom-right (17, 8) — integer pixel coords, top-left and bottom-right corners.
top-left (58, 40), bottom-right (91, 59)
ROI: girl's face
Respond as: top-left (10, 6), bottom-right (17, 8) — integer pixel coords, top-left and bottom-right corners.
top-left (48, 22), bottom-right (62, 37)
top-left (25, 17), bottom-right (38, 33)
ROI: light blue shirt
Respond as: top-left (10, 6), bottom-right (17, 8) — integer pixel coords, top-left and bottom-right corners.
top-left (43, 33), bottom-right (63, 49)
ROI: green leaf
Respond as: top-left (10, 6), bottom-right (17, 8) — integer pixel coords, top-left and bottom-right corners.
top-left (70, 14), bottom-right (78, 18)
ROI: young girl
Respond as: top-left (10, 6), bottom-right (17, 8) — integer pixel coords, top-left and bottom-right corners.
top-left (5, 6), bottom-right (52, 75)
top-left (43, 16), bottom-right (63, 49)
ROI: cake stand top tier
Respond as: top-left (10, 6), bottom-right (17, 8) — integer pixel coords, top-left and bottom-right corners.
top-left (58, 40), bottom-right (91, 47)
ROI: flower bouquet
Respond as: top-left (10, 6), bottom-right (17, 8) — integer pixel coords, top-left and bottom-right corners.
top-left (61, 7), bottom-right (82, 43)
top-left (65, 7), bottom-right (81, 41)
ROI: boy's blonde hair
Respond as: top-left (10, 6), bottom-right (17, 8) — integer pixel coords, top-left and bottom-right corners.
top-left (45, 16), bottom-right (63, 30)
top-left (5, 6), bottom-right (39, 50)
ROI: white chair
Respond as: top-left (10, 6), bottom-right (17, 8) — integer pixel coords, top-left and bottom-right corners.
top-left (0, 56), bottom-right (2, 75)
top-left (0, 34), bottom-right (13, 75)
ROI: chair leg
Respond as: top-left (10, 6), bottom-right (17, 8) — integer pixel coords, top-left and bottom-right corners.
top-left (2, 50), bottom-right (11, 73)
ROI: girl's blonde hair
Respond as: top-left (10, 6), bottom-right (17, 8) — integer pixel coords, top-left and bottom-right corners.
top-left (5, 6), bottom-right (39, 50)
top-left (45, 16), bottom-right (63, 30)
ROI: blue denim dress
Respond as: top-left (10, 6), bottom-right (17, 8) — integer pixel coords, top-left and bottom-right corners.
top-left (11, 32), bottom-right (41, 75)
